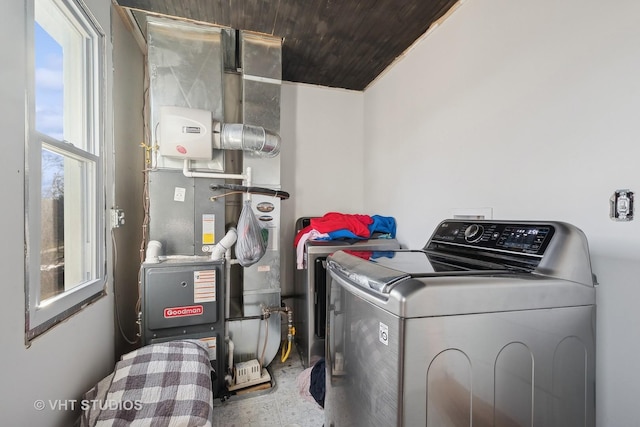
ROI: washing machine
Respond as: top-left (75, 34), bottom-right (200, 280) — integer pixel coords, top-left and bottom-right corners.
top-left (325, 219), bottom-right (596, 427)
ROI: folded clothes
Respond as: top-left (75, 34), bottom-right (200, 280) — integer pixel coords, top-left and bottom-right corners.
top-left (368, 214), bottom-right (397, 237)
top-left (294, 212), bottom-right (397, 269)
top-left (296, 229), bottom-right (330, 269)
top-left (294, 212), bottom-right (373, 247)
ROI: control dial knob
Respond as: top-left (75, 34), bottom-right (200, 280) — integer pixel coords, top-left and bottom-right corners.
top-left (464, 224), bottom-right (484, 243)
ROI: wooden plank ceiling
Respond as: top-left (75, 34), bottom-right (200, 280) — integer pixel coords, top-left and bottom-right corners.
top-left (115, 0), bottom-right (459, 91)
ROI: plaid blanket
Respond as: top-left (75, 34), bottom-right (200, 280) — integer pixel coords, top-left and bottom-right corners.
top-left (84, 340), bottom-right (214, 427)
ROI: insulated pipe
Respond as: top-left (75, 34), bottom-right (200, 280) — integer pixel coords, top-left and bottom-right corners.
top-left (210, 227), bottom-right (238, 261)
top-left (224, 246), bottom-right (235, 383)
top-left (227, 338), bottom-right (234, 372)
top-left (224, 256), bottom-right (232, 340)
top-left (225, 338), bottom-right (235, 387)
top-left (214, 122), bottom-right (280, 158)
top-left (223, 246), bottom-right (243, 347)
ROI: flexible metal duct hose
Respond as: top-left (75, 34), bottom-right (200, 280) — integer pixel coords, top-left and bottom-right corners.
top-left (219, 123), bottom-right (280, 157)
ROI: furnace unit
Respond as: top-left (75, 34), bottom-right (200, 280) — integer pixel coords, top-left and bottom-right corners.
top-left (141, 259), bottom-right (225, 397)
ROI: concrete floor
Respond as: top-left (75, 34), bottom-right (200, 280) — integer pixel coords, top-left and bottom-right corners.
top-left (213, 349), bottom-right (324, 427)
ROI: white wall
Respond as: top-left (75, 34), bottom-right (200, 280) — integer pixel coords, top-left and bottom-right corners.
top-left (0, 2), bottom-right (120, 425)
top-left (364, 0), bottom-right (640, 425)
top-left (281, 82), bottom-right (365, 217)
top-left (280, 82), bottom-right (365, 294)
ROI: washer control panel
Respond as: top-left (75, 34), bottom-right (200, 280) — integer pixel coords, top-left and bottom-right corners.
top-left (430, 221), bottom-right (555, 255)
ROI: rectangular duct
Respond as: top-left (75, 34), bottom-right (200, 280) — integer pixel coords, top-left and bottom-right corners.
top-left (240, 33), bottom-right (282, 313)
top-left (146, 17), bottom-right (226, 255)
top-left (228, 32), bottom-right (284, 365)
top-left (147, 17), bottom-right (225, 172)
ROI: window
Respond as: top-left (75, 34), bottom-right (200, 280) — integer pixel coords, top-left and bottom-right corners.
top-left (25, 0), bottom-right (106, 341)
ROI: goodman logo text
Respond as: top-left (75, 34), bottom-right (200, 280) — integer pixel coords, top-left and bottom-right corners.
top-left (164, 305), bottom-right (204, 318)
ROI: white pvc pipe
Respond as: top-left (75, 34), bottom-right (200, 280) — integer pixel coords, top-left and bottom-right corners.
top-left (182, 159), bottom-right (247, 180)
top-left (144, 240), bottom-right (163, 263)
top-left (245, 166), bottom-right (253, 201)
top-left (210, 227), bottom-right (238, 261)
top-left (244, 166), bottom-right (252, 187)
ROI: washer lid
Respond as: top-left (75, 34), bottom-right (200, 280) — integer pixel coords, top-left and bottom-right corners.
top-left (327, 250), bottom-right (595, 317)
top-left (326, 219), bottom-right (597, 317)
top-left (329, 249), bottom-right (509, 293)
top-left (356, 250), bottom-right (436, 275)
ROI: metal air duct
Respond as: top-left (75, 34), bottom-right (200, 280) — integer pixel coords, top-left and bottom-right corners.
top-left (215, 122), bottom-right (280, 157)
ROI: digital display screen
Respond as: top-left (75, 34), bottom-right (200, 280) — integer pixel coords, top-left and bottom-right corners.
top-left (498, 227), bottom-right (550, 251)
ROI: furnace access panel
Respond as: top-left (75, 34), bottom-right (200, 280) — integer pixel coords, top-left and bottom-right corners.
top-left (141, 259), bottom-right (225, 396)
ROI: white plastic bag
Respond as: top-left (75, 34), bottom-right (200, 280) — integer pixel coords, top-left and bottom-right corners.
top-left (236, 200), bottom-right (267, 267)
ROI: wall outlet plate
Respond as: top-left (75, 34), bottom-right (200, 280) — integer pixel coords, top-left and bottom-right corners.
top-left (111, 208), bottom-right (125, 228)
top-left (452, 207), bottom-right (493, 220)
top-left (610, 190), bottom-right (634, 221)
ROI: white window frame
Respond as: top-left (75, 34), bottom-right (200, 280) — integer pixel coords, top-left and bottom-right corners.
top-left (25, 0), bottom-right (106, 342)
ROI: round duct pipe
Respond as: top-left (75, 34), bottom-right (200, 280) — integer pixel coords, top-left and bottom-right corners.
top-left (215, 122), bottom-right (280, 157)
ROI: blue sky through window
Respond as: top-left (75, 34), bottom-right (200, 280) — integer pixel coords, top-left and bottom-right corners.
top-left (35, 23), bottom-right (64, 197)
top-left (35, 22), bottom-right (63, 140)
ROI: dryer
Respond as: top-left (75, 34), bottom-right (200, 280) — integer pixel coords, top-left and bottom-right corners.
top-left (293, 217), bottom-right (399, 367)
top-left (325, 219), bottom-right (596, 427)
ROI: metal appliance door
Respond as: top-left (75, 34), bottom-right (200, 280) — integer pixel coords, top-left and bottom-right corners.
top-left (325, 271), bottom-right (403, 427)
top-left (326, 262), bottom-right (595, 427)
top-left (402, 305), bottom-right (595, 427)
top-left (143, 260), bottom-right (224, 335)
top-left (314, 257), bottom-right (328, 338)
top-left (294, 232), bottom-right (400, 367)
